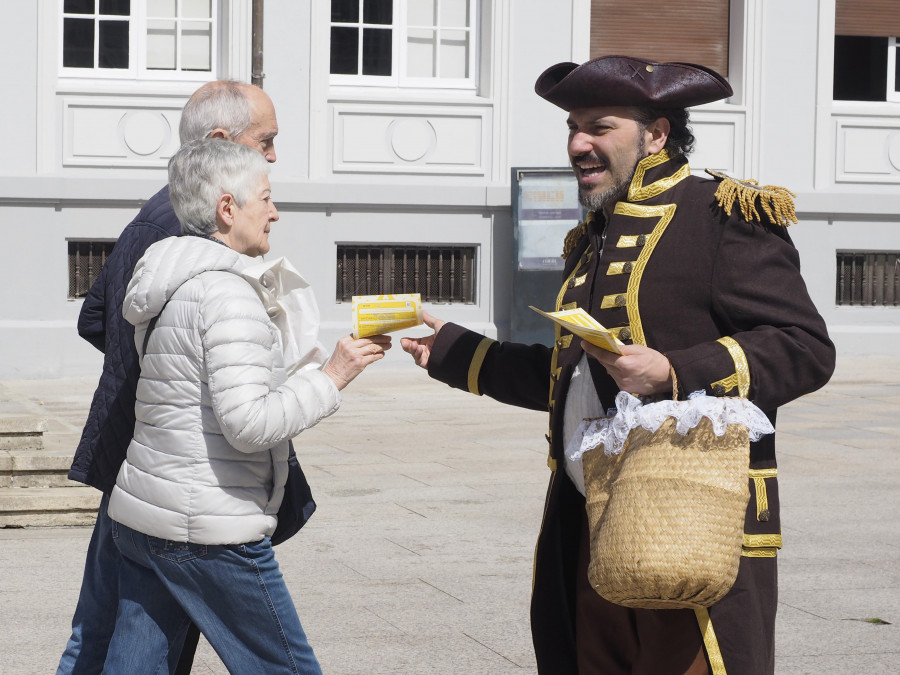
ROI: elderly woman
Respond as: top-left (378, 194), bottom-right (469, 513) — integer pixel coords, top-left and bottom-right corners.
top-left (103, 138), bottom-right (389, 674)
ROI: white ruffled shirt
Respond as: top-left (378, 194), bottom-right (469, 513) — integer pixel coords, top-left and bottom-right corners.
top-left (562, 354), bottom-right (604, 496)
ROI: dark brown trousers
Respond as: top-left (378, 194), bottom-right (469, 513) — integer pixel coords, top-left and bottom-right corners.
top-left (575, 518), bottom-right (709, 675)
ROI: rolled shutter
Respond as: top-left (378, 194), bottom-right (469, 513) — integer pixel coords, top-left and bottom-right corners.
top-left (590, 0), bottom-right (730, 77)
top-left (836, 0), bottom-right (900, 38)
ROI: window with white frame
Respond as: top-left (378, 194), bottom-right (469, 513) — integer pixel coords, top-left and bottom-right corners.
top-left (329, 0), bottom-right (477, 89)
top-left (833, 0), bottom-right (900, 102)
top-left (61, 0), bottom-right (217, 80)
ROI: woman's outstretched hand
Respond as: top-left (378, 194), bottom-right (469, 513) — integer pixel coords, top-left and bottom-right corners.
top-left (323, 334), bottom-right (392, 390)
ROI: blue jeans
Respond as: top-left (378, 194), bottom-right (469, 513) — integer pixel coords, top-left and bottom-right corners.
top-left (56, 494), bottom-right (187, 675)
top-left (106, 520), bottom-right (322, 675)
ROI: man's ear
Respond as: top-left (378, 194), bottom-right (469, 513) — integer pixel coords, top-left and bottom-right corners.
top-left (645, 117), bottom-right (671, 155)
top-left (216, 193), bottom-right (236, 229)
top-left (207, 128), bottom-right (231, 141)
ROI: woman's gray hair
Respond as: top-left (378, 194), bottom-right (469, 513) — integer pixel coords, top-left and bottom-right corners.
top-left (168, 138), bottom-right (270, 236)
top-left (178, 80), bottom-right (252, 144)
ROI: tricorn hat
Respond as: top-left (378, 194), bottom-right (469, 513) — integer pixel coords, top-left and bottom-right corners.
top-left (535, 55), bottom-right (733, 111)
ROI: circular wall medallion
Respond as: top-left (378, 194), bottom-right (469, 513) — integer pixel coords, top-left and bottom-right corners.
top-left (388, 118), bottom-right (436, 163)
top-left (122, 111), bottom-right (170, 157)
top-left (889, 133), bottom-right (900, 172)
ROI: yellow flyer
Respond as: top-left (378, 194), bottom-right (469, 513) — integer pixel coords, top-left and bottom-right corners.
top-left (529, 306), bottom-right (623, 354)
top-left (352, 294), bottom-right (424, 338)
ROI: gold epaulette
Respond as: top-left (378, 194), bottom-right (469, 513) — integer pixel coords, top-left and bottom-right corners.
top-left (706, 169), bottom-right (797, 227)
top-left (562, 211), bottom-right (593, 259)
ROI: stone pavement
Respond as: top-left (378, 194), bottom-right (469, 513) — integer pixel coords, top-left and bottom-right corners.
top-left (0, 353), bottom-right (898, 674)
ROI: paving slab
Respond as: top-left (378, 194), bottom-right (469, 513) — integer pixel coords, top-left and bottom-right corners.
top-left (0, 355), bottom-right (898, 674)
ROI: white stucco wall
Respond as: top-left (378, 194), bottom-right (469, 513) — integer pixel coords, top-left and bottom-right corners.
top-left (1, 0), bottom-right (898, 380)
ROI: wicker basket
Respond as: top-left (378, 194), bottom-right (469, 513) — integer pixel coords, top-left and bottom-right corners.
top-left (582, 416), bottom-right (750, 610)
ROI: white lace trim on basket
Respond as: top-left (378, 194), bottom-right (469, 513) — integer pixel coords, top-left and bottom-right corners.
top-left (565, 391), bottom-right (775, 461)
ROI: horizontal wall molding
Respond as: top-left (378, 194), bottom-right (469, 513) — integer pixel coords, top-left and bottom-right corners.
top-left (0, 177), bottom-right (512, 209)
top-left (796, 190), bottom-right (900, 216)
top-left (6, 176), bottom-right (900, 215)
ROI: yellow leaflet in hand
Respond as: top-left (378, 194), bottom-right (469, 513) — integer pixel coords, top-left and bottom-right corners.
top-left (529, 306), bottom-right (623, 354)
top-left (352, 294), bottom-right (424, 338)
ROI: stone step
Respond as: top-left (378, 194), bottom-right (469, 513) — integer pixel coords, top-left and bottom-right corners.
top-left (0, 379), bottom-right (96, 527)
top-left (0, 447), bottom-right (77, 488)
top-left (0, 422), bottom-right (97, 526)
top-left (0, 415), bottom-right (48, 451)
top-left (0, 486), bottom-right (100, 527)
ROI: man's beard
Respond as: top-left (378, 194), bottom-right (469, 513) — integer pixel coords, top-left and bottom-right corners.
top-left (577, 134), bottom-right (647, 213)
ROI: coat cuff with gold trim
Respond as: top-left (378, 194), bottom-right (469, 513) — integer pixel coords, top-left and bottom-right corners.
top-left (666, 337), bottom-right (752, 399)
top-left (427, 322), bottom-right (497, 395)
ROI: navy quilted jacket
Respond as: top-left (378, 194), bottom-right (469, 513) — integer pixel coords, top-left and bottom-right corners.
top-left (69, 186), bottom-right (182, 493)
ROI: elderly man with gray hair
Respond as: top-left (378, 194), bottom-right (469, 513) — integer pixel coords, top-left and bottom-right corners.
top-left (59, 82), bottom-right (281, 674)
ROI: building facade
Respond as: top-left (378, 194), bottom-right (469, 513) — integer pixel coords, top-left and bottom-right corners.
top-left (1, 0), bottom-right (898, 379)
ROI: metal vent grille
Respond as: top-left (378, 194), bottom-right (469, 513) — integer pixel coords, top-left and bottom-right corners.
top-left (337, 245), bottom-right (476, 303)
top-left (68, 240), bottom-right (115, 299)
top-left (836, 251), bottom-right (900, 306)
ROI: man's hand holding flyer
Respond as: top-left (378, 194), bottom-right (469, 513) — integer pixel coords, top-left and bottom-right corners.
top-left (530, 306), bottom-right (623, 354)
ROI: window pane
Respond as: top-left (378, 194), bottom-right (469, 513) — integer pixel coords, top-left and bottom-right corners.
top-left (182, 21), bottom-right (212, 71)
top-left (363, 0), bottom-right (392, 25)
top-left (440, 29), bottom-right (468, 78)
top-left (148, 0), bottom-right (176, 18)
top-left (896, 46), bottom-right (900, 92)
top-left (63, 17), bottom-right (95, 68)
top-left (99, 0), bottom-right (130, 16)
top-left (64, 0), bottom-right (95, 14)
top-left (834, 36), bottom-right (888, 101)
top-left (362, 27), bottom-right (392, 75)
top-left (407, 0), bottom-right (436, 25)
top-left (98, 19), bottom-right (129, 68)
top-left (183, 0), bottom-right (212, 20)
top-left (440, 0), bottom-right (469, 27)
top-left (330, 26), bottom-right (359, 74)
top-left (332, 0), bottom-right (359, 23)
top-left (407, 28), bottom-right (435, 77)
top-left (146, 19), bottom-right (176, 69)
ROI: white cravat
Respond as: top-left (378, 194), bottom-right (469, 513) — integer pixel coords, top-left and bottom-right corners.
top-left (562, 353), bottom-right (604, 496)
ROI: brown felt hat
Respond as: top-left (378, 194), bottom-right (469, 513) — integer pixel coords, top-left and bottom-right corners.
top-left (535, 55), bottom-right (733, 111)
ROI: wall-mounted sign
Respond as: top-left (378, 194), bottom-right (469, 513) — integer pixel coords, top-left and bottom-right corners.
top-left (513, 168), bottom-right (583, 271)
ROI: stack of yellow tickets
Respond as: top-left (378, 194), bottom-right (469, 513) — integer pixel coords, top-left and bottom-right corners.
top-left (530, 306), bottom-right (623, 354)
top-left (352, 293), bottom-right (424, 338)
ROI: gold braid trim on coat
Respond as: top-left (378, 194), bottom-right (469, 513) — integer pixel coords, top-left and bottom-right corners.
top-left (562, 212), bottom-right (593, 259)
top-left (706, 169), bottom-right (798, 227)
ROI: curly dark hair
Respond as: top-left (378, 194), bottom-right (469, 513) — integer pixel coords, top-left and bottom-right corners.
top-left (632, 106), bottom-right (695, 158)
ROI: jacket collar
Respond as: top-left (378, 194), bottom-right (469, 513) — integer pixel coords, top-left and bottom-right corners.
top-left (626, 149), bottom-right (692, 203)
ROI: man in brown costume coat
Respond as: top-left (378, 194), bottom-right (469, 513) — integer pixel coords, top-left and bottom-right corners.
top-left (401, 56), bottom-right (836, 674)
